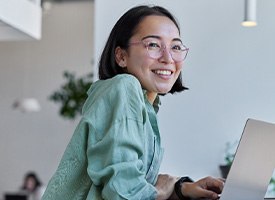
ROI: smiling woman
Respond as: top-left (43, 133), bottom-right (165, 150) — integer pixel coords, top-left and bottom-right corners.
top-left (114, 15), bottom-right (186, 102)
top-left (42, 5), bottom-right (224, 200)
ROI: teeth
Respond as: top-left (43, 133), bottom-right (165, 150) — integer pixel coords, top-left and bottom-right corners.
top-left (154, 70), bottom-right (172, 75)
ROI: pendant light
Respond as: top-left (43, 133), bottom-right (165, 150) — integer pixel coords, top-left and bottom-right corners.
top-left (242, 0), bottom-right (257, 27)
top-left (13, 98), bottom-right (41, 113)
top-left (12, 53), bottom-right (41, 113)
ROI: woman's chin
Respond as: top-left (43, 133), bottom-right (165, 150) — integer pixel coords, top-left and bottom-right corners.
top-left (157, 87), bottom-right (172, 95)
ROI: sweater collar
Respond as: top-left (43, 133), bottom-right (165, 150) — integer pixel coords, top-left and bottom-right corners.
top-left (142, 90), bottom-right (161, 113)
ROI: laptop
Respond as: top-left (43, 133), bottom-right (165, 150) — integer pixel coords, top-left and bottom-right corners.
top-left (4, 194), bottom-right (27, 200)
top-left (219, 118), bottom-right (275, 200)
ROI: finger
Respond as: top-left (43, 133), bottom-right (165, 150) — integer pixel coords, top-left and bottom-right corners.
top-left (205, 177), bottom-right (224, 193)
top-left (195, 187), bottom-right (219, 200)
top-left (218, 177), bottom-right (226, 183)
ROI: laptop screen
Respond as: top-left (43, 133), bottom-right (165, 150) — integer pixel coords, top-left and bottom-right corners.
top-left (220, 119), bottom-right (275, 200)
top-left (4, 194), bottom-right (27, 200)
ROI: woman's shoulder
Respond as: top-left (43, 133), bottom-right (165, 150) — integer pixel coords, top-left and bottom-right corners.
top-left (82, 74), bottom-right (144, 121)
top-left (104, 74), bottom-right (141, 88)
top-left (90, 74), bottom-right (142, 96)
top-left (83, 74), bottom-right (145, 114)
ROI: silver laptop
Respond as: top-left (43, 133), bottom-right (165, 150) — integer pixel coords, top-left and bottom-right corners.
top-left (220, 118), bottom-right (275, 200)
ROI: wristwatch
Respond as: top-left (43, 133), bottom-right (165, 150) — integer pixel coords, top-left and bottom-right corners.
top-left (174, 176), bottom-right (194, 200)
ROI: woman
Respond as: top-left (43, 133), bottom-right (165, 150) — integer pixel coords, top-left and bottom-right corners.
top-left (21, 172), bottom-right (45, 200)
top-left (42, 5), bottom-right (223, 200)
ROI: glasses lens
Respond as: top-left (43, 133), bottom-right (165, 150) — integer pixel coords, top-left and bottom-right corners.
top-left (144, 40), bottom-right (189, 62)
top-left (147, 51), bottom-right (160, 59)
top-left (144, 41), bottom-right (162, 59)
top-left (170, 44), bottom-right (189, 62)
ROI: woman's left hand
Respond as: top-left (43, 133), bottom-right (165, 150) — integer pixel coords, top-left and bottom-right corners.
top-left (181, 176), bottom-right (224, 200)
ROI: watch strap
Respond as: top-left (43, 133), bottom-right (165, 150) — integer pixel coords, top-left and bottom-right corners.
top-left (174, 176), bottom-right (194, 200)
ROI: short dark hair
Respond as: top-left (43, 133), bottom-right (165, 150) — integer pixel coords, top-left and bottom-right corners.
top-left (98, 5), bottom-right (188, 94)
top-left (21, 172), bottom-right (42, 192)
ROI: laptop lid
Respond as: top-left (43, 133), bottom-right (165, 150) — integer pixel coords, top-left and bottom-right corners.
top-left (4, 194), bottom-right (27, 200)
top-left (220, 118), bottom-right (275, 200)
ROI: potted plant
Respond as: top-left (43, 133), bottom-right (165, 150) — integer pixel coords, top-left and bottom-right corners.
top-left (267, 176), bottom-right (275, 196)
top-left (49, 71), bottom-right (93, 120)
top-left (219, 141), bottom-right (238, 179)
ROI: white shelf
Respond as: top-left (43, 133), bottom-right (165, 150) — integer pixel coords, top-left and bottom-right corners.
top-left (0, 0), bottom-right (42, 41)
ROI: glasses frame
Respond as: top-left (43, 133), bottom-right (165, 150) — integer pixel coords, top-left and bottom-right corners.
top-left (128, 40), bottom-right (189, 62)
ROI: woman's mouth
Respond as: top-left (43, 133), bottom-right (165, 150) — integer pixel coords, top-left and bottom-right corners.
top-left (152, 69), bottom-right (173, 76)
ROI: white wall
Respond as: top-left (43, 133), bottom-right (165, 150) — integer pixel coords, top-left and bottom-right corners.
top-left (94, 0), bottom-right (275, 180)
top-left (0, 1), bottom-right (94, 197)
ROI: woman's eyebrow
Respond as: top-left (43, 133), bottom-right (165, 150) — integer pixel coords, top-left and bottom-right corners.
top-left (141, 35), bottom-right (183, 43)
top-left (173, 38), bottom-right (183, 43)
top-left (141, 35), bottom-right (161, 40)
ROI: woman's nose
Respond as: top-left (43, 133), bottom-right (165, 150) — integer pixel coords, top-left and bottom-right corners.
top-left (159, 46), bottom-right (174, 63)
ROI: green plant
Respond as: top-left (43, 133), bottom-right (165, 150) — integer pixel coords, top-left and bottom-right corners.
top-left (219, 141), bottom-right (237, 178)
top-left (224, 141), bottom-right (237, 166)
top-left (49, 71), bottom-right (93, 120)
top-left (270, 177), bottom-right (275, 192)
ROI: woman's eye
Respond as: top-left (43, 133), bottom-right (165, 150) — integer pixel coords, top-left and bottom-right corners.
top-left (147, 42), bottom-right (160, 49)
top-left (172, 44), bottom-right (183, 51)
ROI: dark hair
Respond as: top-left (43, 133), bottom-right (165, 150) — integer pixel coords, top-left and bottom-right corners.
top-left (21, 172), bottom-right (42, 192)
top-left (98, 5), bottom-right (188, 94)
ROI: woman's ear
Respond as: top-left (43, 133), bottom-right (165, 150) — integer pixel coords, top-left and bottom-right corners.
top-left (115, 47), bottom-right (127, 68)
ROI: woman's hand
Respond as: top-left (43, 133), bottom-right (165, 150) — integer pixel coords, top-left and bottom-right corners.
top-left (181, 176), bottom-right (224, 199)
top-left (155, 174), bottom-right (178, 200)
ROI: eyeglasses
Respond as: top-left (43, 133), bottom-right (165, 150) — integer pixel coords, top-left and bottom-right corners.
top-left (128, 39), bottom-right (189, 62)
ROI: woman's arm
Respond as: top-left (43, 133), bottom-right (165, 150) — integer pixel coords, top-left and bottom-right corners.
top-left (155, 175), bottom-right (224, 200)
top-left (163, 176), bottom-right (224, 200)
top-left (155, 174), bottom-right (178, 200)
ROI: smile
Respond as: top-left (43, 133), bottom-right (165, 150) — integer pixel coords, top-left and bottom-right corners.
top-left (153, 69), bottom-right (173, 76)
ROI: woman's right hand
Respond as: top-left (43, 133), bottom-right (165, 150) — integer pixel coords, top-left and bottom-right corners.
top-left (155, 174), bottom-right (178, 200)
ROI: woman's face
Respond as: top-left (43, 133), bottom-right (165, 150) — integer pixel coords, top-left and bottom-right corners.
top-left (25, 177), bottom-right (36, 191)
top-left (116, 15), bottom-right (185, 102)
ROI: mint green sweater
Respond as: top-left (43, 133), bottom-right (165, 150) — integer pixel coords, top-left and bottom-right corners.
top-left (42, 74), bottom-right (164, 200)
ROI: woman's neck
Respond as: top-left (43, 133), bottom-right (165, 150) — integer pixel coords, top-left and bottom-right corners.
top-left (146, 92), bottom-right (157, 105)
